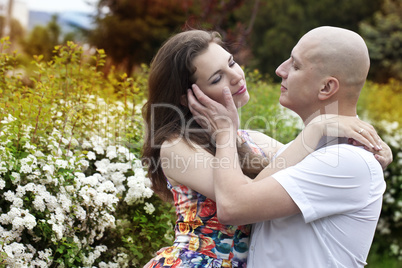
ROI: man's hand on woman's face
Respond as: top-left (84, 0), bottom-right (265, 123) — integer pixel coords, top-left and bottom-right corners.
top-left (187, 84), bottom-right (240, 137)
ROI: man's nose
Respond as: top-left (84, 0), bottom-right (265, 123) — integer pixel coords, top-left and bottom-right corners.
top-left (275, 60), bottom-right (289, 78)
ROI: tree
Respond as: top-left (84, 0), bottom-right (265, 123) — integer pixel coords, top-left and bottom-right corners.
top-left (0, 16), bottom-right (24, 43)
top-left (90, 0), bottom-right (192, 75)
top-left (240, 0), bottom-right (383, 80)
top-left (89, 0), bottom-right (254, 75)
top-left (22, 15), bottom-right (61, 61)
top-left (360, 0), bottom-right (402, 82)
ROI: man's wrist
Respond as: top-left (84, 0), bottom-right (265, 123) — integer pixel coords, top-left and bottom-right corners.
top-left (214, 129), bottom-right (237, 148)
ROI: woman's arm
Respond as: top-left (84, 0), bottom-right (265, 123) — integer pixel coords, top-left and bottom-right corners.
top-left (161, 137), bottom-right (252, 201)
top-left (246, 130), bottom-right (284, 159)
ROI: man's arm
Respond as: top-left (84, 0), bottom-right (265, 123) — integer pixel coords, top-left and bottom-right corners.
top-left (187, 85), bottom-right (384, 225)
top-left (212, 124), bottom-right (324, 225)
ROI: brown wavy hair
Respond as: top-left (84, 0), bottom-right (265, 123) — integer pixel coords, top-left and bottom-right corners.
top-left (142, 30), bottom-right (268, 201)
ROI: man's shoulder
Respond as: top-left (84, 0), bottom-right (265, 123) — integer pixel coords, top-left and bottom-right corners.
top-left (311, 143), bottom-right (383, 175)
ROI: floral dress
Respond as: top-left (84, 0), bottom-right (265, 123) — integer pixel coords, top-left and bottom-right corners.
top-left (148, 130), bottom-right (265, 268)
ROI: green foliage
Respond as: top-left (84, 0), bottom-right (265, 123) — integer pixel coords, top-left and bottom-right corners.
top-left (90, 0), bottom-right (251, 74)
top-left (360, 0), bottom-right (402, 82)
top-left (98, 196), bottom-right (175, 267)
top-left (237, 0), bottom-right (383, 81)
top-left (240, 69), bottom-right (302, 143)
top-left (21, 15), bottom-right (62, 61)
top-left (91, 0), bottom-right (192, 74)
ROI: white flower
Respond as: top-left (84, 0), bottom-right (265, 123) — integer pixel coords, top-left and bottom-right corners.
top-left (87, 151), bottom-right (96, 160)
top-left (79, 159), bottom-right (89, 169)
top-left (4, 242), bottom-right (25, 259)
top-left (117, 146), bottom-right (129, 156)
top-left (20, 164), bottom-right (32, 174)
top-left (0, 179), bottom-right (5, 190)
top-left (33, 196), bottom-right (46, 212)
top-left (93, 145), bottom-right (104, 155)
top-left (1, 114), bottom-right (17, 124)
top-left (23, 141), bottom-right (36, 150)
top-left (95, 159), bottom-right (110, 174)
top-left (144, 202), bottom-right (155, 215)
top-left (12, 217), bottom-right (25, 230)
top-left (0, 166), bottom-right (7, 174)
top-left (55, 159), bottom-right (68, 169)
top-left (34, 150), bottom-right (45, 158)
top-left (43, 164), bottom-right (55, 175)
top-left (52, 223), bottom-right (64, 240)
top-left (82, 140), bottom-right (92, 149)
top-left (106, 146), bottom-right (118, 160)
top-left (4, 190), bottom-right (15, 202)
top-left (61, 137), bottom-right (69, 145)
top-left (81, 174), bottom-right (100, 187)
top-left (12, 197), bottom-right (23, 208)
top-left (23, 213), bottom-right (37, 230)
top-left (74, 205), bottom-right (87, 221)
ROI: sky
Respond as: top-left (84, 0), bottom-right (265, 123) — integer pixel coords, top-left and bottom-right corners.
top-left (24, 0), bottom-right (97, 13)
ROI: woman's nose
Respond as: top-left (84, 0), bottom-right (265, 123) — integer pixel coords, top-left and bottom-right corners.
top-left (230, 69), bottom-right (243, 85)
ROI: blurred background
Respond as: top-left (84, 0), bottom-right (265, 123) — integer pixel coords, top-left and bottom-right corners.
top-left (1, 0), bottom-right (401, 83)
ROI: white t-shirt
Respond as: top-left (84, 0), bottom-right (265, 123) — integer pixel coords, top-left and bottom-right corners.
top-left (247, 137), bottom-right (386, 268)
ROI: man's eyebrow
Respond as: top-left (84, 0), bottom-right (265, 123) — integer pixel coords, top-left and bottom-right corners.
top-left (291, 54), bottom-right (301, 65)
top-left (207, 54), bottom-right (233, 81)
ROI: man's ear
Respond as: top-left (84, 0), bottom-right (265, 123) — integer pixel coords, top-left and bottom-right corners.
top-left (180, 94), bottom-right (188, 107)
top-left (318, 77), bottom-right (339, 100)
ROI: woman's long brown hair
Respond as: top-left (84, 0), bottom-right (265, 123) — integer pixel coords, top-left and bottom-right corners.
top-left (142, 30), bottom-right (268, 201)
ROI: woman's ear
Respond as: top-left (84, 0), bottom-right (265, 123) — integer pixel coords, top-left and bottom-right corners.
top-left (180, 94), bottom-right (188, 107)
top-left (318, 77), bottom-right (339, 100)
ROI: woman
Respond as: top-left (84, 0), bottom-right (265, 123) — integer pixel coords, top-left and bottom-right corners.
top-left (142, 30), bottom-right (387, 267)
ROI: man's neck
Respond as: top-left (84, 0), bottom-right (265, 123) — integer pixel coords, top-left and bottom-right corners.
top-left (301, 110), bottom-right (358, 126)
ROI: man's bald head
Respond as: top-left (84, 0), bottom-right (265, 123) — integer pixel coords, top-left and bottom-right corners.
top-left (298, 26), bottom-right (370, 89)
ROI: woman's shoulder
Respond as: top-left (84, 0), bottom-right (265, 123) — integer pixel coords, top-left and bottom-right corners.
top-left (161, 136), bottom-right (212, 157)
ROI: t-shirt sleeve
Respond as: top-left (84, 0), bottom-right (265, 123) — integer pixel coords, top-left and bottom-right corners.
top-left (272, 145), bottom-right (376, 223)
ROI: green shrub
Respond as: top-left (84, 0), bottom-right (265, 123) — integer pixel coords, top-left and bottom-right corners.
top-left (240, 69), bottom-right (303, 143)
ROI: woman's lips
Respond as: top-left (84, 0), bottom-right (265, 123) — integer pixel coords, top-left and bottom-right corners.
top-left (233, 85), bottom-right (247, 96)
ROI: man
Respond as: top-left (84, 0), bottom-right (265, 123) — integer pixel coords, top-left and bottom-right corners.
top-left (187, 26), bottom-right (388, 267)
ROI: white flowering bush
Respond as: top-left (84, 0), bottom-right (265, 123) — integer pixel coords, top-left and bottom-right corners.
top-left (0, 38), bottom-right (175, 267)
top-left (359, 118), bottom-right (402, 261)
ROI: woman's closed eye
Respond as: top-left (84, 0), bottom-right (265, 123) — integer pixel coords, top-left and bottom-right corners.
top-left (211, 60), bottom-right (237, 84)
top-left (212, 75), bottom-right (222, 84)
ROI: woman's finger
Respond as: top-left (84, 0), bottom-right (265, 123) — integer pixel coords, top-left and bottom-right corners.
top-left (191, 84), bottom-right (216, 108)
top-left (355, 126), bottom-right (381, 151)
top-left (374, 154), bottom-right (387, 170)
